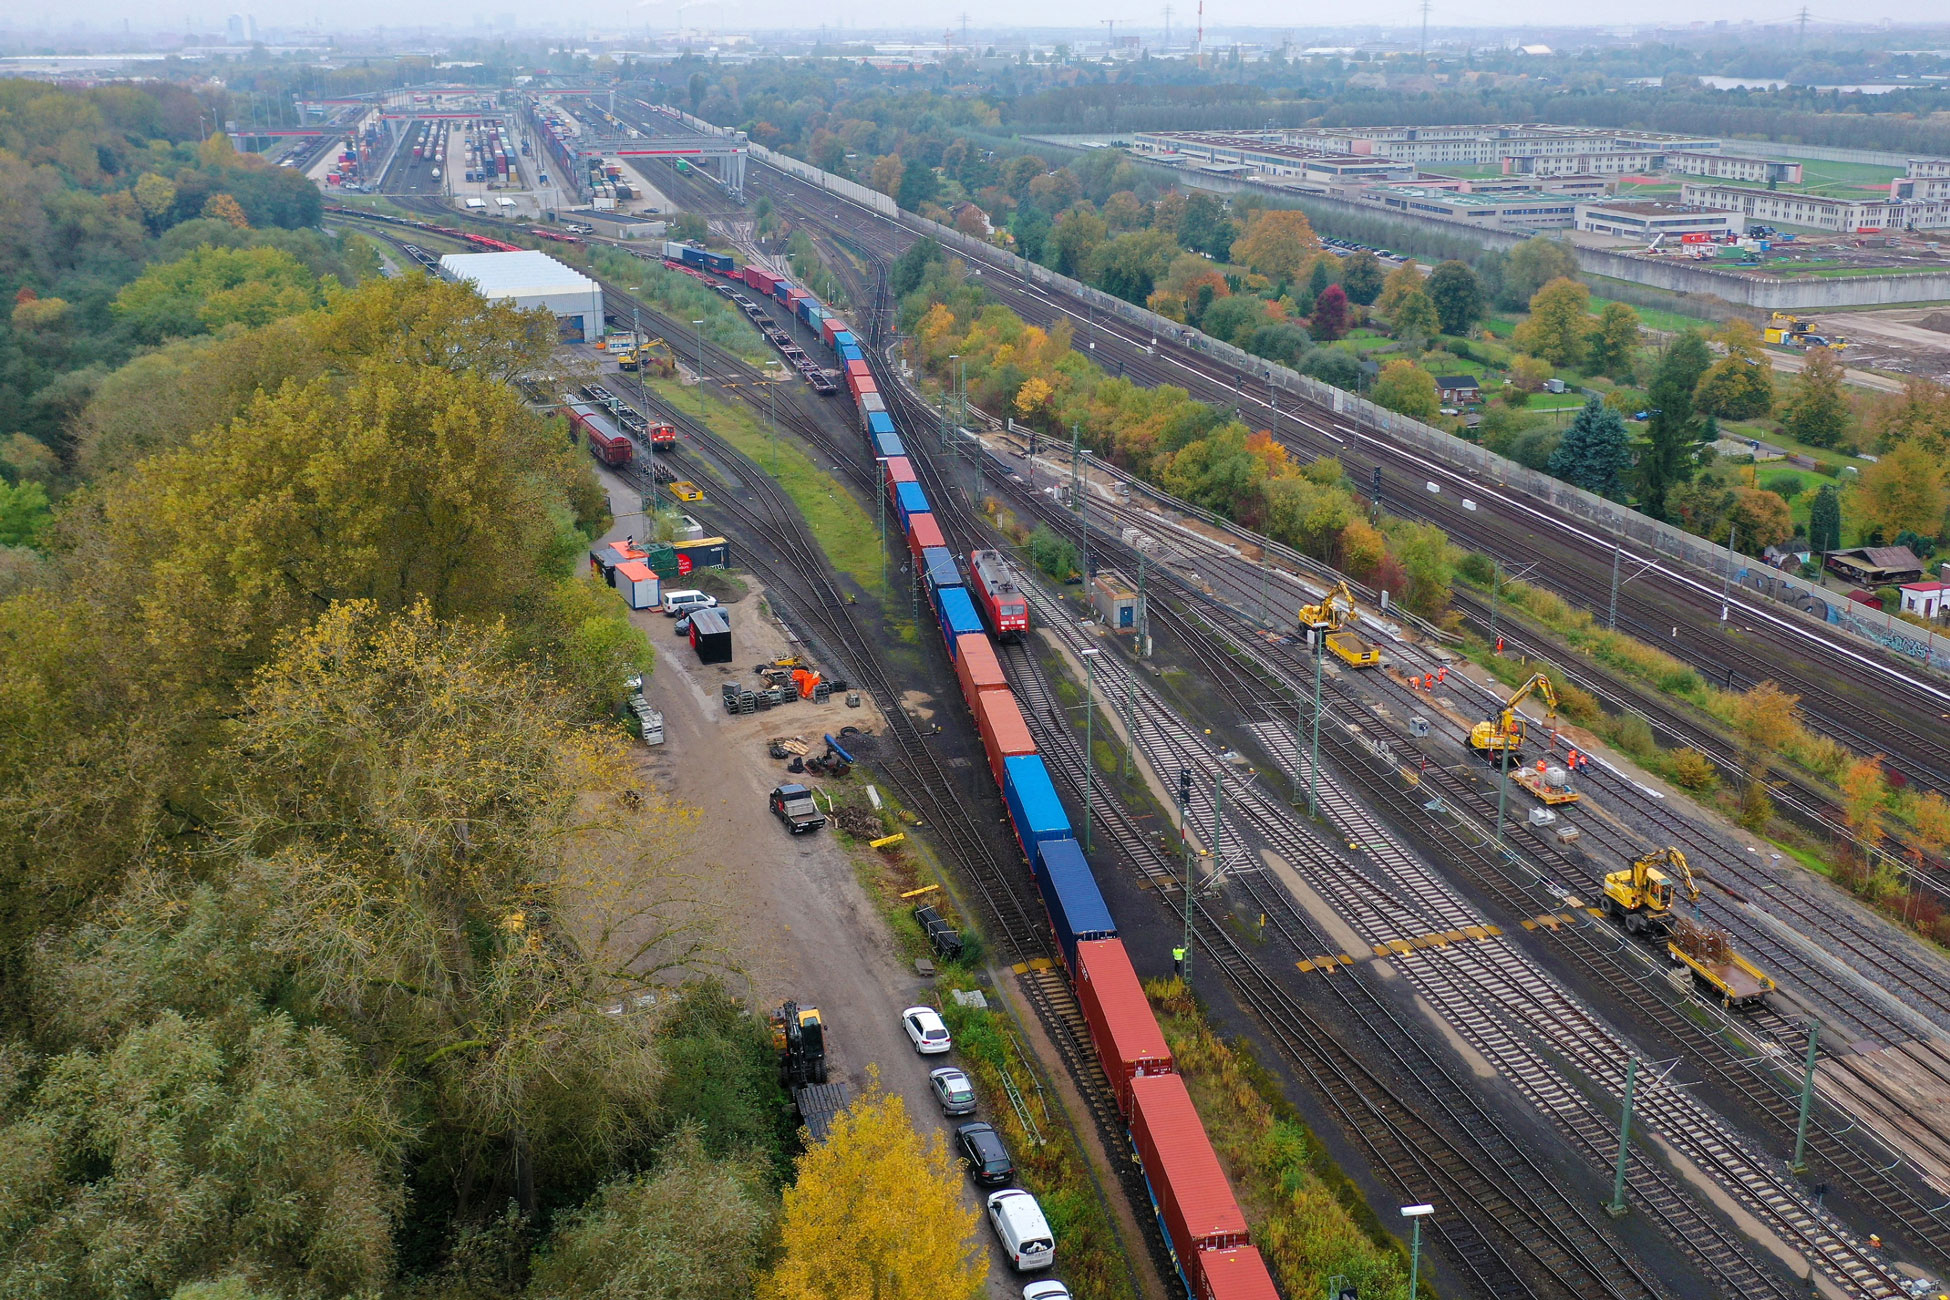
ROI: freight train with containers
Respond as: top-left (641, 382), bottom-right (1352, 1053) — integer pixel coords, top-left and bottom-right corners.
top-left (335, 206), bottom-right (1286, 1297)
top-left (722, 248), bottom-right (1281, 1300)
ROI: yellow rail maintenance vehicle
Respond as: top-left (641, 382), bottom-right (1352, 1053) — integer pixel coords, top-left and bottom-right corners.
top-left (1469, 672), bottom-right (1560, 760)
top-left (1325, 629), bottom-right (1381, 668)
top-left (1297, 580), bottom-right (1381, 667)
top-left (1601, 847), bottom-right (1698, 937)
top-left (1669, 916), bottom-right (1776, 1008)
top-left (668, 480), bottom-right (705, 503)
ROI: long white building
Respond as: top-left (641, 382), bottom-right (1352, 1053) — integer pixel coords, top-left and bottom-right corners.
top-left (438, 249), bottom-right (604, 342)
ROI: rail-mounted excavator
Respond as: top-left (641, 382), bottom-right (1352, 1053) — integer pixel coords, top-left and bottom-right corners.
top-left (1601, 847), bottom-right (1700, 936)
top-left (1468, 672), bottom-right (1560, 759)
top-left (1296, 580), bottom-right (1355, 634)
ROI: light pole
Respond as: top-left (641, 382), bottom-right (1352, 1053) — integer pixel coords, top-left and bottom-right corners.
top-left (947, 354), bottom-right (960, 455)
top-left (691, 318), bottom-right (705, 390)
top-left (764, 359), bottom-right (782, 473)
top-left (1401, 1204), bottom-right (1434, 1296)
top-left (1081, 647), bottom-right (1100, 854)
top-left (1308, 635), bottom-right (1324, 819)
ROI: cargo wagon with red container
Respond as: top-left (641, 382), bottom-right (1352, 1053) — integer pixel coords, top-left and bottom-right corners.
top-left (1129, 1073), bottom-right (1251, 1291)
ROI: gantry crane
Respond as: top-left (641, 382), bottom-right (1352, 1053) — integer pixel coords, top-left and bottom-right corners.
top-left (1602, 847), bottom-right (1700, 936)
top-left (1468, 672), bottom-right (1560, 758)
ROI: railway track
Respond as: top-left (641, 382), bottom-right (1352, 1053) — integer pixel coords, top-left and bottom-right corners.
top-left (620, 105), bottom-right (1950, 807)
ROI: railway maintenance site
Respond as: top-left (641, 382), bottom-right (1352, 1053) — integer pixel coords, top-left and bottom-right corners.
top-left (323, 92), bottom-right (1950, 1300)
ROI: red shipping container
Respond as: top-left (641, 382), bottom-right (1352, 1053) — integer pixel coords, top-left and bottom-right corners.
top-left (1193, 1247), bottom-right (1280, 1300)
top-left (848, 374), bottom-right (878, 402)
top-left (973, 688), bottom-right (1036, 788)
top-left (954, 634), bottom-right (1006, 713)
top-left (884, 456), bottom-right (917, 508)
top-left (1129, 1074), bottom-right (1249, 1259)
top-left (844, 359), bottom-right (871, 381)
top-left (1075, 940), bottom-right (1173, 1116)
top-left (822, 317), bottom-right (851, 347)
top-left (907, 511), bottom-right (944, 564)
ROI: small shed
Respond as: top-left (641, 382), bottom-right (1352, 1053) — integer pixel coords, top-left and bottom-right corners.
top-left (614, 560), bottom-right (661, 610)
top-left (1826, 545), bottom-right (1924, 587)
top-left (1762, 542), bottom-right (1811, 571)
top-left (1091, 570), bottom-right (1140, 633)
top-left (688, 606), bottom-right (732, 664)
top-left (1901, 581), bottom-right (1946, 620)
top-left (1435, 375), bottom-right (1482, 404)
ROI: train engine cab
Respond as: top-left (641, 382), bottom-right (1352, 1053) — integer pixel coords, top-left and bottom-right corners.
top-left (969, 549), bottom-right (1030, 642)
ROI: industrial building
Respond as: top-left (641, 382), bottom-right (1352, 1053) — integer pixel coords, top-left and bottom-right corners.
top-left (1131, 131), bottom-right (1415, 186)
top-left (1512, 150), bottom-right (1801, 184)
top-left (1574, 200), bottom-right (1747, 240)
top-left (1679, 182), bottom-right (1950, 232)
top-left (437, 249), bottom-right (604, 341)
top-left (1352, 185), bottom-right (1579, 230)
top-left (1279, 124), bottom-right (1721, 166)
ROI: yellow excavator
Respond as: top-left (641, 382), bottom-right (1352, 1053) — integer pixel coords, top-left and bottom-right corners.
top-left (1602, 847), bottom-right (1700, 937)
top-left (1297, 580), bottom-right (1355, 634)
top-left (1468, 672), bottom-right (1559, 758)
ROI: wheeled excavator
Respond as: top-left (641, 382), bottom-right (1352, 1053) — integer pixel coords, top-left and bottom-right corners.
top-left (771, 1001), bottom-right (828, 1086)
top-left (1602, 847), bottom-right (1700, 936)
top-left (1296, 580), bottom-right (1356, 635)
top-left (1468, 672), bottom-right (1560, 759)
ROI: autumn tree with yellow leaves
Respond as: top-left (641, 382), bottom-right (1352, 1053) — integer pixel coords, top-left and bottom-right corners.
top-left (767, 1080), bottom-right (989, 1300)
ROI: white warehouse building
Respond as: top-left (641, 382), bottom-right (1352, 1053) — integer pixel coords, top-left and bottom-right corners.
top-left (438, 249), bottom-right (604, 343)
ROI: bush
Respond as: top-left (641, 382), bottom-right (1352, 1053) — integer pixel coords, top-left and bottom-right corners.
top-left (1761, 472), bottom-right (1804, 500)
top-left (1670, 748), bottom-right (1719, 792)
top-left (1457, 552), bottom-right (1496, 586)
top-left (1609, 713), bottom-right (1656, 760)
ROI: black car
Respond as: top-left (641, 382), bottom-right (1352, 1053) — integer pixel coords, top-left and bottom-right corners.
top-left (955, 1121), bottom-right (1015, 1186)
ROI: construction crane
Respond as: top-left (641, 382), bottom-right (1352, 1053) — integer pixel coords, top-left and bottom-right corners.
top-left (1601, 847), bottom-right (1699, 936)
top-left (1297, 579), bottom-right (1355, 635)
top-left (1468, 672), bottom-right (1559, 758)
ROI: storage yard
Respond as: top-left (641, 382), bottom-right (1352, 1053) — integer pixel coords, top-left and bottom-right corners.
top-left (324, 95), bottom-right (1950, 1300)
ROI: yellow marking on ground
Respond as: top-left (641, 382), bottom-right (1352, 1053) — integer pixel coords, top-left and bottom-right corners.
top-left (1463, 924), bottom-right (1491, 940)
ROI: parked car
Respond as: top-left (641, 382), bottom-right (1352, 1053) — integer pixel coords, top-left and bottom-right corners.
top-left (986, 1188), bottom-right (1054, 1271)
top-left (929, 1066), bottom-right (977, 1116)
top-left (901, 1005), bottom-right (952, 1054)
top-left (662, 589), bottom-right (717, 618)
top-left (955, 1121), bottom-right (1015, 1186)
top-left (1023, 1284), bottom-right (1073, 1300)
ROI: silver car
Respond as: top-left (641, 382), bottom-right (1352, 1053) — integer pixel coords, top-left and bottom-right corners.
top-left (929, 1066), bottom-right (977, 1116)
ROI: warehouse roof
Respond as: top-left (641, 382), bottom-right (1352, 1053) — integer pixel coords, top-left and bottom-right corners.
top-left (439, 249), bottom-right (596, 298)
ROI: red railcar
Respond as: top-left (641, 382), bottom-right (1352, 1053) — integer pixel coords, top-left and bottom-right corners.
top-left (972, 687), bottom-right (1036, 788)
top-left (562, 401), bottom-right (633, 469)
top-left (1129, 1073), bottom-right (1251, 1271)
top-left (1193, 1247), bottom-right (1281, 1300)
top-left (968, 548), bottom-right (1030, 642)
top-left (646, 421), bottom-right (677, 450)
top-left (952, 633), bottom-right (1006, 716)
top-left (905, 510), bottom-right (943, 565)
top-left (1074, 939), bottom-right (1173, 1117)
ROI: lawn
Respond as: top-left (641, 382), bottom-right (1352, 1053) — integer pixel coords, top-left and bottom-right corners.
top-left (647, 377), bottom-right (888, 597)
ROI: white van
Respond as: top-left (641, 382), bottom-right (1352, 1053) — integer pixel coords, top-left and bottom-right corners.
top-left (986, 1190), bottom-right (1054, 1271)
top-left (662, 589), bottom-right (718, 618)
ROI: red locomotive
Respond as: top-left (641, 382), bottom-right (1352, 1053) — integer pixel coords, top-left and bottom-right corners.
top-left (646, 420), bottom-right (677, 450)
top-left (561, 401), bottom-right (633, 469)
top-left (968, 549), bottom-right (1030, 642)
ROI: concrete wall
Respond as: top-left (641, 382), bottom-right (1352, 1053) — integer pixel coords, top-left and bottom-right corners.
top-left (1575, 246), bottom-right (1950, 309)
top-left (1729, 139), bottom-right (1918, 169)
top-left (670, 109), bottom-right (1950, 676)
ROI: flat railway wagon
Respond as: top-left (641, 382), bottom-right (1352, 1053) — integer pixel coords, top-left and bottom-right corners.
top-left (562, 401), bottom-right (633, 469)
top-left (969, 548), bottom-right (1031, 642)
top-left (680, 245), bottom-right (1286, 1300)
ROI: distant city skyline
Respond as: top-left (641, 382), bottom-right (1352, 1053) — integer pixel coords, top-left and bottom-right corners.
top-left (0, 0), bottom-right (1942, 39)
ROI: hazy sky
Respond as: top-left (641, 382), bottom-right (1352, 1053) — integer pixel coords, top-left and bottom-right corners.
top-left (2, 0), bottom-right (1931, 38)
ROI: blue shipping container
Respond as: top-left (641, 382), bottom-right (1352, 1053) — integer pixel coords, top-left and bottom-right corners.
top-left (867, 410), bottom-right (897, 440)
top-left (772, 280), bottom-right (796, 304)
top-left (873, 429), bottom-right (906, 461)
top-left (1034, 837), bottom-right (1117, 970)
top-left (838, 343), bottom-right (864, 363)
top-left (937, 585), bottom-right (983, 652)
top-left (796, 298), bottom-right (817, 325)
top-left (1003, 755), bottom-right (1072, 860)
top-left (922, 546), bottom-right (962, 594)
top-left (896, 480), bottom-right (931, 529)
top-left (703, 250), bottom-right (734, 273)
top-left (831, 331), bottom-right (856, 350)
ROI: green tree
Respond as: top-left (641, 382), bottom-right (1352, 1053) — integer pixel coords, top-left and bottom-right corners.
top-left (1778, 347), bottom-right (1850, 448)
top-left (1501, 235), bottom-right (1579, 306)
top-left (1585, 301), bottom-right (1641, 379)
top-left (1199, 293), bottom-right (1268, 346)
top-left (1340, 250), bottom-right (1384, 305)
top-left (1808, 483), bottom-right (1843, 553)
top-left (1176, 191), bottom-right (1235, 259)
top-left (671, 212), bottom-right (708, 243)
top-left (1389, 288), bottom-right (1439, 343)
top-left (1088, 227), bottom-right (1176, 304)
top-left (1387, 520), bottom-right (1455, 616)
top-left (897, 159), bottom-right (939, 210)
top-left (528, 1130), bottom-right (772, 1300)
top-left (1693, 321), bottom-right (1774, 421)
top-left (1514, 277), bottom-right (1592, 368)
top-left (1307, 255), bottom-right (1332, 301)
top-left (893, 237), bottom-right (943, 296)
top-left (1048, 206), bottom-right (1108, 279)
top-left (1854, 442), bottom-right (1950, 539)
top-left (133, 171), bottom-right (177, 229)
top-left (112, 245), bottom-right (326, 344)
top-left (1426, 260), bottom-right (1483, 336)
top-left (1638, 331), bottom-right (1714, 519)
top-left (0, 479), bottom-right (51, 548)
top-left (1228, 208), bottom-right (1317, 282)
top-left (1375, 258), bottom-right (1423, 315)
top-left (1547, 397), bottom-right (1634, 497)
top-left (1371, 360), bottom-right (1439, 422)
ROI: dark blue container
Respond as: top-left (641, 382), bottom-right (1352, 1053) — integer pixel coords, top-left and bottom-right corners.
top-left (921, 546), bottom-right (962, 595)
top-left (936, 585), bottom-right (982, 651)
top-left (1034, 837), bottom-right (1117, 970)
top-left (896, 480), bottom-right (931, 529)
top-left (772, 280), bottom-right (796, 303)
top-left (1002, 755), bottom-right (1072, 860)
top-left (838, 342), bottom-right (864, 362)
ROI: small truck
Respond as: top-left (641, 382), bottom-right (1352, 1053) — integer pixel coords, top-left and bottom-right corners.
top-left (770, 783), bottom-right (827, 835)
